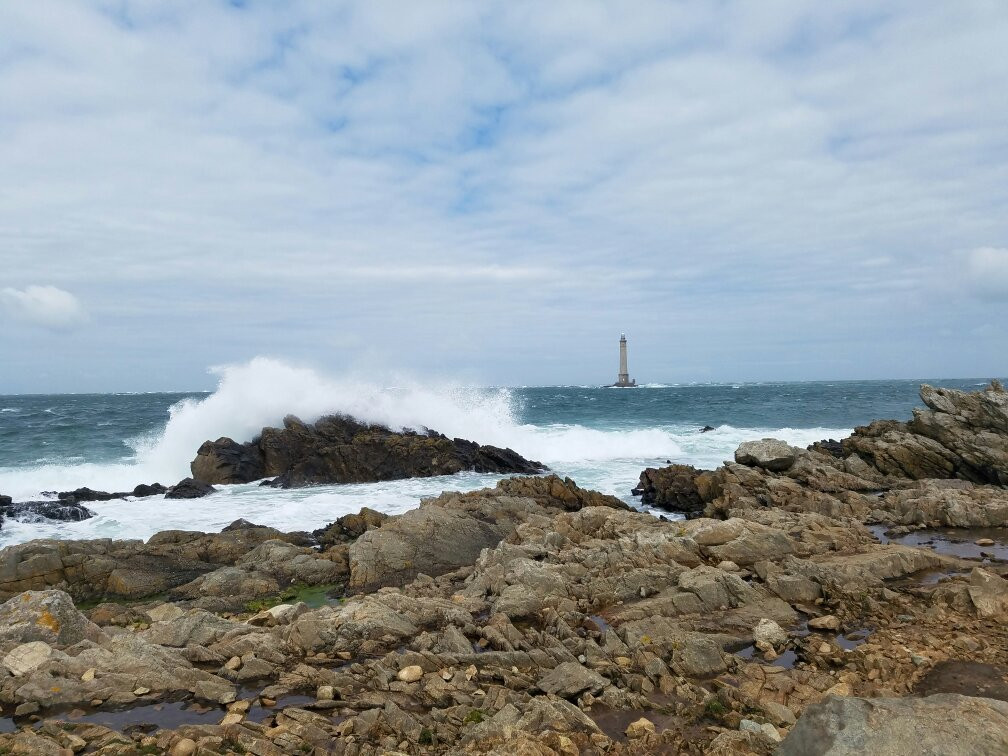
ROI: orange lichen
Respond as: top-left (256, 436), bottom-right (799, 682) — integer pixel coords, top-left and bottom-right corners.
top-left (35, 609), bottom-right (61, 634)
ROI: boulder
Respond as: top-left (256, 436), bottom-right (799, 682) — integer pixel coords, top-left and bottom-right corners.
top-left (967, 567), bottom-right (1008, 618)
top-left (349, 505), bottom-right (503, 590)
top-left (133, 483), bottom-right (168, 497)
top-left (778, 693), bottom-right (1008, 755)
top-left (536, 661), bottom-right (608, 698)
top-left (165, 478), bottom-right (216, 499)
top-left (190, 413), bottom-right (546, 487)
top-left (0, 590), bottom-right (106, 646)
top-left (735, 439), bottom-right (802, 472)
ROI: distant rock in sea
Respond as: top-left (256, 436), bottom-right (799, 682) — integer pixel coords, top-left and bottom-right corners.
top-left (190, 413), bottom-right (547, 487)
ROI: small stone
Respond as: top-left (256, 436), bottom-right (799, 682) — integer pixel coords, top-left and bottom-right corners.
top-left (911, 654), bottom-right (928, 667)
top-left (464, 664), bottom-right (477, 681)
top-left (229, 699), bottom-right (251, 713)
top-left (616, 656), bottom-right (632, 667)
top-left (976, 538), bottom-right (995, 546)
top-left (809, 615), bottom-right (841, 631)
top-left (625, 717), bottom-right (656, 738)
top-left (718, 560), bottom-right (740, 572)
top-left (81, 668), bottom-right (96, 681)
top-left (260, 697), bottom-right (276, 707)
top-left (317, 685), bottom-right (335, 701)
top-left (90, 699), bottom-right (103, 707)
top-left (170, 738), bottom-right (198, 756)
top-left (133, 687), bottom-right (151, 696)
top-left (440, 668), bottom-right (454, 681)
top-left (220, 711), bottom-right (244, 726)
top-left (398, 665), bottom-right (423, 683)
top-left (818, 643), bottom-right (832, 654)
top-left (225, 656), bottom-right (242, 670)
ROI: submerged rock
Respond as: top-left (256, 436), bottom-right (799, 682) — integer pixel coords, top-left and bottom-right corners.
top-left (190, 412), bottom-right (546, 487)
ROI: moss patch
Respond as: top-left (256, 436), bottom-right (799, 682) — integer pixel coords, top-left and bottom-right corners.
top-left (245, 583), bottom-right (344, 613)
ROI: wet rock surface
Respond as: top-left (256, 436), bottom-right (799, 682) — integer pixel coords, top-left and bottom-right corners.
top-left (191, 412), bottom-right (547, 487)
top-left (0, 383), bottom-right (1006, 754)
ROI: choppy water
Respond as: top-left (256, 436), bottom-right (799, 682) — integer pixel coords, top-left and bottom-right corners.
top-left (0, 358), bottom-right (998, 546)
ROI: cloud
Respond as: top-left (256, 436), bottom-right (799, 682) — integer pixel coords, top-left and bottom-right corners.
top-left (965, 247), bottom-right (1008, 300)
top-left (0, 285), bottom-right (88, 331)
top-left (0, 2), bottom-right (1006, 389)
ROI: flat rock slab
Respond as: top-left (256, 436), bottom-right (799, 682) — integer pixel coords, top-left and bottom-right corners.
top-left (778, 693), bottom-right (1008, 755)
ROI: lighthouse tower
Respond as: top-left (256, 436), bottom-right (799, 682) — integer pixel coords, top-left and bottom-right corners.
top-left (612, 333), bottom-right (637, 387)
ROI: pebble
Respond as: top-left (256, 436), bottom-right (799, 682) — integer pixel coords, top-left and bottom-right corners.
top-left (317, 684), bottom-right (335, 701)
top-left (81, 668), bottom-right (95, 681)
top-left (133, 687), bottom-right (151, 695)
top-left (818, 643), bottom-right (832, 654)
top-left (975, 538), bottom-right (995, 546)
top-left (220, 711), bottom-right (244, 726)
top-left (225, 656), bottom-right (242, 671)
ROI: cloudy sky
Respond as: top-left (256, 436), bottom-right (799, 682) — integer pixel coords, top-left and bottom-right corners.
top-left (1, 1), bottom-right (1006, 392)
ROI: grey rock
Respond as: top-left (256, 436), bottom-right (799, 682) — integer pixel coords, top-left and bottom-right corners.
top-left (778, 693), bottom-right (1008, 755)
top-left (735, 439), bottom-right (802, 472)
top-left (536, 661), bottom-right (608, 698)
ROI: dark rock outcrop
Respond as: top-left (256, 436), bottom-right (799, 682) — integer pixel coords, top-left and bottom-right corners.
top-left (312, 507), bottom-right (388, 549)
top-left (132, 482), bottom-right (168, 497)
top-left (56, 483), bottom-right (168, 504)
top-left (191, 413), bottom-right (546, 487)
top-left (1, 499), bottom-right (93, 522)
top-left (635, 464), bottom-right (704, 514)
top-left (165, 478), bottom-right (216, 499)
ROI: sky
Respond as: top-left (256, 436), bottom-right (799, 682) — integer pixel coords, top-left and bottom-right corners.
top-left (1, 1), bottom-right (1007, 393)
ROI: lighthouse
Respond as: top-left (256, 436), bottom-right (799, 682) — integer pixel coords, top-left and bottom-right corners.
top-left (612, 333), bottom-right (637, 387)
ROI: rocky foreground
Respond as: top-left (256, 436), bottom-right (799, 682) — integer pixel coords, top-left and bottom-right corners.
top-left (0, 383), bottom-right (1006, 754)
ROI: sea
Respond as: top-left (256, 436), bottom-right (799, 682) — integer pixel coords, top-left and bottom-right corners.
top-left (0, 358), bottom-right (999, 548)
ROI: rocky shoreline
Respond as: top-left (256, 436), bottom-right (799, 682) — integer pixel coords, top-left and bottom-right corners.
top-left (0, 382), bottom-right (1006, 754)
